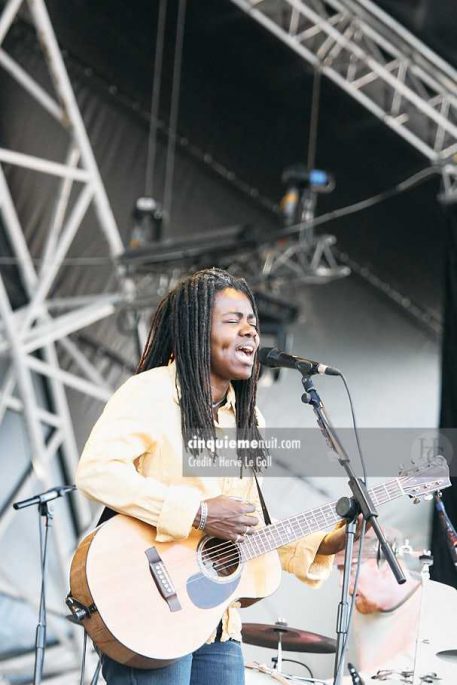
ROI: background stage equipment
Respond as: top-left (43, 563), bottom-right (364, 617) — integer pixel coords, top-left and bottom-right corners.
top-left (13, 486), bottom-right (76, 685)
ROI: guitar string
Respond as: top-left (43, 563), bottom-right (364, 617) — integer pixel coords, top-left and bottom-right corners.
top-left (199, 511), bottom-right (336, 565)
top-left (204, 516), bottom-right (404, 573)
top-left (163, 517), bottom-right (432, 592)
top-left (185, 516), bottom-right (366, 582)
top-left (184, 528), bottom-right (402, 587)
top-left (203, 502), bottom-right (354, 571)
top-left (180, 513), bottom-right (341, 583)
top-left (192, 480), bottom-right (402, 564)
top-left (201, 480), bottom-right (428, 574)
top-left (188, 486), bottom-right (400, 570)
top-left (196, 509), bottom-right (338, 564)
top-left (189, 509), bottom-right (382, 581)
top-left (154, 478), bottom-right (433, 587)
top-left (184, 481), bottom-right (418, 577)
top-left (189, 493), bottom-right (380, 576)
top-left (184, 473), bottom-right (427, 567)
top-left (202, 478), bottom-right (427, 573)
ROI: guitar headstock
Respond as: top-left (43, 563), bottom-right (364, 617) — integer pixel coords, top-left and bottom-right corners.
top-left (398, 456), bottom-right (451, 501)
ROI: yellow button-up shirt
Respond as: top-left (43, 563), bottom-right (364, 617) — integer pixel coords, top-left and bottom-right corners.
top-left (75, 362), bottom-right (334, 642)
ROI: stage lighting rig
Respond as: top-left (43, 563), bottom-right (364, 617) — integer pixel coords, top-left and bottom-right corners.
top-left (280, 163), bottom-right (335, 228)
top-left (129, 197), bottom-right (164, 248)
top-left (259, 163), bottom-right (349, 284)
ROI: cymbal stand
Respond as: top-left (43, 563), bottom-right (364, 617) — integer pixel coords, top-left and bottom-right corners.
top-left (271, 622), bottom-right (328, 685)
top-left (412, 552), bottom-right (434, 685)
top-left (275, 620), bottom-right (285, 674)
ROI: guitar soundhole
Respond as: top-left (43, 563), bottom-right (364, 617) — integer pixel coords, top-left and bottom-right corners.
top-left (199, 537), bottom-right (241, 580)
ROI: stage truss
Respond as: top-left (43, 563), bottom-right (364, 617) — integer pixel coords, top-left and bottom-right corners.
top-left (0, 0), bottom-right (456, 681)
top-left (0, 0), bottom-right (135, 680)
top-left (229, 0), bottom-right (457, 169)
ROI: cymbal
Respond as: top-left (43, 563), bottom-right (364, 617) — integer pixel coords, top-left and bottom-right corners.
top-left (242, 622), bottom-right (337, 654)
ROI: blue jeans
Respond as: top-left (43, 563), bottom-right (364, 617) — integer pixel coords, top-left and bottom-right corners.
top-left (101, 639), bottom-right (245, 685)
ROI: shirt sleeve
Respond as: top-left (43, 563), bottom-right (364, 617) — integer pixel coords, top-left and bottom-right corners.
top-left (278, 532), bottom-right (335, 586)
top-left (75, 374), bottom-right (202, 541)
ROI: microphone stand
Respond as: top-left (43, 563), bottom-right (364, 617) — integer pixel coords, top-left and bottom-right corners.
top-left (13, 485), bottom-right (76, 685)
top-left (299, 370), bottom-right (405, 685)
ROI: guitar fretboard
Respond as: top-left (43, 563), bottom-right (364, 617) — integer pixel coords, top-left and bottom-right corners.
top-left (239, 478), bottom-right (403, 562)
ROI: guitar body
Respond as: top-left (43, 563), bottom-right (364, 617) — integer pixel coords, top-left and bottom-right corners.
top-left (70, 514), bottom-right (282, 668)
top-left (69, 457), bottom-right (450, 669)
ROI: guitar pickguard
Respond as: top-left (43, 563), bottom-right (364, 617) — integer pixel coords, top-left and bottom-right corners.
top-left (186, 572), bottom-right (241, 609)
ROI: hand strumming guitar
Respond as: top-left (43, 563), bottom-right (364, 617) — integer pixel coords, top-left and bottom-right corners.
top-left (193, 495), bottom-right (259, 542)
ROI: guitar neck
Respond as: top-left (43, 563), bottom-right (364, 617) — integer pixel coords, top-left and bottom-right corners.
top-left (239, 478), bottom-right (403, 562)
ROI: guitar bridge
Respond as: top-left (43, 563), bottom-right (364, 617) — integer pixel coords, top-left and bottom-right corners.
top-left (145, 547), bottom-right (182, 612)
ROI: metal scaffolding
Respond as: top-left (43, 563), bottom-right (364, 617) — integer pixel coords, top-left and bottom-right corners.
top-left (229, 0), bottom-right (457, 170)
top-left (0, 0), bottom-right (451, 677)
top-left (0, 0), bottom-right (133, 679)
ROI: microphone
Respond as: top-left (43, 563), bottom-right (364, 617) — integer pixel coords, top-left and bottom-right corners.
top-left (258, 347), bottom-right (341, 376)
top-left (13, 485), bottom-right (76, 510)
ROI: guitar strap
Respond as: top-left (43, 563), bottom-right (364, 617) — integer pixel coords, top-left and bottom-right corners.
top-left (97, 506), bottom-right (117, 526)
top-left (251, 467), bottom-right (272, 526)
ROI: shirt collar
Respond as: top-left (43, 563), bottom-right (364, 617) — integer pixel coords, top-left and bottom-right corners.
top-left (167, 359), bottom-right (236, 411)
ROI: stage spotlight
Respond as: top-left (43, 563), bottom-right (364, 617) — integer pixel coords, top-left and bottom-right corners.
top-left (129, 197), bottom-right (164, 248)
top-left (280, 164), bottom-right (335, 226)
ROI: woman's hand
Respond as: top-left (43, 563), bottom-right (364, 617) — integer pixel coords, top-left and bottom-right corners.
top-left (193, 495), bottom-right (259, 541)
top-left (317, 515), bottom-right (368, 556)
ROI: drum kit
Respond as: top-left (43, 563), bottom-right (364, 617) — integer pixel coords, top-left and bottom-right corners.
top-left (242, 549), bottom-right (457, 685)
top-left (243, 619), bottom-right (336, 684)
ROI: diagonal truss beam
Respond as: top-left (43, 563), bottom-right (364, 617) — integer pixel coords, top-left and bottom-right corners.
top-left (0, 275), bottom-right (84, 660)
top-left (0, 0), bottom-right (23, 44)
top-left (0, 0), bottom-right (133, 676)
top-left (230, 0), bottom-right (457, 165)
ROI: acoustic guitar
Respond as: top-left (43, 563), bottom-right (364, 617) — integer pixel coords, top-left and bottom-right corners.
top-left (68, 457), bottom-right (449, 668)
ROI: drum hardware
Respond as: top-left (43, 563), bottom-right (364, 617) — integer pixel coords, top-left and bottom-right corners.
top-left (243, 619), bottom-right (336, 685)
top-left (371, 669), bottom-right (441, 683)
top-left (274, 618), bottom-right (286, 674)
top-left (245, 661), bottom-right (329, 685)
top-left (242, 620), bottom-right (337, 655)
top-left (271, 656), bottom-right (313, 679)
top-left (412, 552), bottom-right (433, 682)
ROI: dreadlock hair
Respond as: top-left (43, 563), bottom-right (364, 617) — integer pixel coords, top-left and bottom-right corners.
top-left (137, 268), bottom-right (267, 470)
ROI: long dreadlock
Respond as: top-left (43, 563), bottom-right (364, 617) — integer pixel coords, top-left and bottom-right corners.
top-left (137, 268), bottom-right (267, 470)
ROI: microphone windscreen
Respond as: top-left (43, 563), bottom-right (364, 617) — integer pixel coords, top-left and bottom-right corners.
top-left (258, 347), bottom-right (276, 366)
